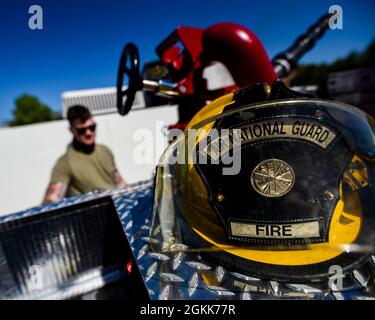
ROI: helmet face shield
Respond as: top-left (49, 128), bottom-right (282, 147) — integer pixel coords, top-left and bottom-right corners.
top-left (151, 98), bottom-right (375, 286)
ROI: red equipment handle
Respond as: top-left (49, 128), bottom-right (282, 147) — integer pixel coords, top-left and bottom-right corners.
top-left (202, 23), bottom-right (277, 88)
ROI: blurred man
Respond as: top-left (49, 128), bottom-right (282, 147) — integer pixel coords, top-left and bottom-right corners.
top-left (43, 105), bottom-right (126, 203)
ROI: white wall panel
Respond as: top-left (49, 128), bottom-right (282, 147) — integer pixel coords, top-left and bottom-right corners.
top-left (0, 105), bottom-right (178, 215)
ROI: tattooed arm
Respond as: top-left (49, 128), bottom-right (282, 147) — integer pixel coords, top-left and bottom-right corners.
top-left (43, 155), bottom-right (70, 205)
top-left (42, 182), bottom-right (67, 204)
top-left (106, 146), bottom-right (127, 189)
top-left (113, 168), bottom-right (127, 189)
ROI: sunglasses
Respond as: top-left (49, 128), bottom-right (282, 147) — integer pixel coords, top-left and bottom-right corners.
top-left (74, 123), bottom-right (96, 135)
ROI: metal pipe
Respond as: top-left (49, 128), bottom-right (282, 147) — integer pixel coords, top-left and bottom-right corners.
top-left (272, 13), bottom-right (334, 78)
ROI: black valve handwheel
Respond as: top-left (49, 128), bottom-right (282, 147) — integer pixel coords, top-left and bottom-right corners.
top-left (116, 43), bottom-right (142, 116)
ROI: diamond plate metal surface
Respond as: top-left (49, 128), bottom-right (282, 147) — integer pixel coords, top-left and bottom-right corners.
top-left (4, 179), bottom-right (375, 300)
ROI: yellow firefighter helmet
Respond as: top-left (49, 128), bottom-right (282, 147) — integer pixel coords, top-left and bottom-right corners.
top-left (151, 81), bottom-right (375, 286)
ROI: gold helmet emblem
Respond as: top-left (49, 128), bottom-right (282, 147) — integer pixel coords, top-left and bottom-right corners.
top-left (251, 159), bottom-right (295, 198)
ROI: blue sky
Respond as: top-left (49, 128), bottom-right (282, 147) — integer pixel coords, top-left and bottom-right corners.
top-left (0, 0), bottom-right (374, 123)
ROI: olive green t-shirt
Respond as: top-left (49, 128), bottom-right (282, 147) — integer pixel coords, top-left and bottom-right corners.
top-left (50, 144), bottom-right (116, 196)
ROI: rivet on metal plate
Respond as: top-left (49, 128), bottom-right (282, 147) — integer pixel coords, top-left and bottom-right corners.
top-left (215, 266), bottom-right (225, 283)
top-left (137, 244), bottom-right (148, 260)
top-left (146, 262), bottom-right (158, 282)
top-left (189, 272), bottom-right (199, 297)
top-left (206, 285), bottom-right (235, 297)
top-left (323, 190), bottom-right (335, 201)
top-left (240, 285), bottom-right (252, 300)
top-left (172, 252), bottom-right (183, 270)
top-left (148, 252), bottom-right (170, 261)
top-left (270, 281), bottom-right (279, 294)
top-left (230, 272), bottom-right (261, 282)
top-left (185, 261), bottom-right (212, 271)
top-left (160, 272), bottom-right (184, 283)
top-left (286, 284), bottom-right (322, 294)
top-left (353, 269), bottom-right (368, 288)
top-left (159, 285), bottom-right (170, 300)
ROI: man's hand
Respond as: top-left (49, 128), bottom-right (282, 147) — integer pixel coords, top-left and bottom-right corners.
top-left (113, 168), bottom-right (127, 189)
top-left (42, 182), bottom-right (67, 204)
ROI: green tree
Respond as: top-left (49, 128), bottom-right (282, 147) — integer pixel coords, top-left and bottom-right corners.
top-left (291, 38), bottom-right (375, 86)
top-left (10, 94), bottom-right (56, 126)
